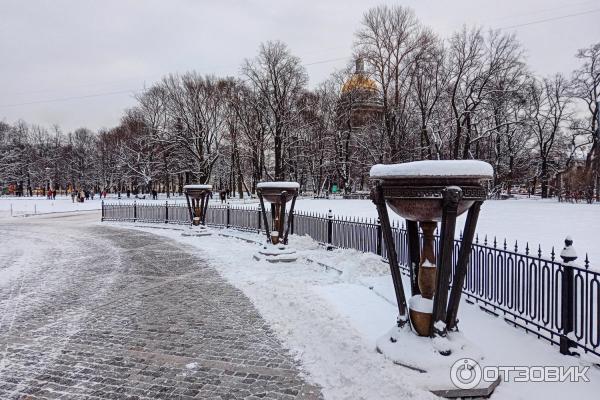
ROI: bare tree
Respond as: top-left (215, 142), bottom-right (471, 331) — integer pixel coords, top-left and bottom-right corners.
top-left (242, 41), bottom-right (308, 180)
top-left (571, 42), bottom-right (600, 198)
top-left (528, 75), bottom-right (572, 198)
top-left (161, 73), bottom-right (226, 183)
top-left (355, 5), bottom-right (430, 162)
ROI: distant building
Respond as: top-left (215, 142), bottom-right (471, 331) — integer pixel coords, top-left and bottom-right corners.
top-left (331, 58), bottom-right (383, 193)
top-left (337, 58), bottom-right (383, 129)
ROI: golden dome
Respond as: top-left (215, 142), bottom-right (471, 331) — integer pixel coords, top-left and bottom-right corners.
top-left (341, 58), bottom-right (378, 94)
top-left (342, 74), bottom-right (378, 93)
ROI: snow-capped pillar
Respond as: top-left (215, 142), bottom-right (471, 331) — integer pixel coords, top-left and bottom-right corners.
top-left (560, 236), bottom-right (577, 356)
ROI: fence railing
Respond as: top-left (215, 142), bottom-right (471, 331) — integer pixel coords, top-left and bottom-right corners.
top-left (101, 201), bottom-right (599, 358)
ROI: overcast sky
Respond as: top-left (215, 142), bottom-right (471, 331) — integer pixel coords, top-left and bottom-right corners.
top-left (1, 0), bottom-right (599, 132)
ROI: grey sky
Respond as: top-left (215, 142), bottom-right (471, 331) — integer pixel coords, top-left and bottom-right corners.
top-left (1, 0), bottom-right (598, 132)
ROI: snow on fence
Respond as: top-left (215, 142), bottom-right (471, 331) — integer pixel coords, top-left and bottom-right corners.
top-left (102, 201), bottom-right (599, 358)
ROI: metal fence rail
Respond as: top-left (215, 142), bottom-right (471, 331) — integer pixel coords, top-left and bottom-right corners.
top-left (101, 201), bottom-right (599, 357)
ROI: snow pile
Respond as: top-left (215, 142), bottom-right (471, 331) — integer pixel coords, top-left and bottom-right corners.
top-left (370, 160), bottom-right (494, 179)
top-left (376, 326), bottom-right (484, 385)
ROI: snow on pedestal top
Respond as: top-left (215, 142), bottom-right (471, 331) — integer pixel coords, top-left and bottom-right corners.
top-left (183, 184), bottom-right (213, 190)
top-left (257, 181), bottom-right (300, 189)
top-left (370, 160), bottom-right (494, 179)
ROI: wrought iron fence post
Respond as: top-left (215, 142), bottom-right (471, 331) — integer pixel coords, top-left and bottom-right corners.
top-left (101, 200), bottom-right (104, 221)
top-left (226, 205), bottom-right (231, 228)
top-left (257, 209), bottom-right (262, 233)
top-left (559, 236), bottom-right (577, 355)
top-left (165, 201), bottom-right (169, 223)
top-left (327, 209), bottom-right (333, 250)
top-left (376, 218), bottom-right (382, 256)
top-left (290, 210), bottom-right (294, 235)
top-left (133, 201), bottom-right (137, 222)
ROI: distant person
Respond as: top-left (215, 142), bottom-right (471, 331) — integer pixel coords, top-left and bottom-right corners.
top-left (71, 191), bottom-right (76, 203)
top-left (126, 189), bottom-right (131, 198)
top-left (152, 189), bottom-right (158, 200)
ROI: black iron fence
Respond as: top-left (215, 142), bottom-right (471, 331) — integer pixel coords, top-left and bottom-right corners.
top-left (102, 201), bottom-right (599, 358)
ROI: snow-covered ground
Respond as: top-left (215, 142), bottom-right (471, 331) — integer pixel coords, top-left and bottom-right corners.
top-left (108, 222), bottom-right (600, 399)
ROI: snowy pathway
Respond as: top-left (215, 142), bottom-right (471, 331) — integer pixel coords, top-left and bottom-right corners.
top-left (0, 213), bottom-right (321, 399)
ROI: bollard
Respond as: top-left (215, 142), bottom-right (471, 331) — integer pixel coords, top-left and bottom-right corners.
top-left (559, 235), bottom-right (577, 356)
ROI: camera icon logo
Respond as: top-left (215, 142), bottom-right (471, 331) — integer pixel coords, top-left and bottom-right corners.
top-left (450, 358), bottom-right (482, 389)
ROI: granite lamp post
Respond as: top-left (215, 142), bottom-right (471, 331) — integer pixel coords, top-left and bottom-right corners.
top-left (183, 184), bottom-right (212, 227)
top-left (254, 181), bottom-right (300, 262)
top-left (369, 160), bottom-right (493, 339)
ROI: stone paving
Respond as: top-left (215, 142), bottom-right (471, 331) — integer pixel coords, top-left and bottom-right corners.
top-left (0, 213), bottom-right (322, 399)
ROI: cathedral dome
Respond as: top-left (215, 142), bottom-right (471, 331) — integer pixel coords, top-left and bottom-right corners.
top-left (341, 58), bottom-right (378, 94)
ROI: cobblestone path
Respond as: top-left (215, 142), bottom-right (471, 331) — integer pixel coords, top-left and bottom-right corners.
top-left (0, 213), bottom-right (321, 399)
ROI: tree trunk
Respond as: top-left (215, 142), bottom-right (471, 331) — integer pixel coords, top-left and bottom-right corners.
top-left (541, 160), bottom-right (549, 198)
